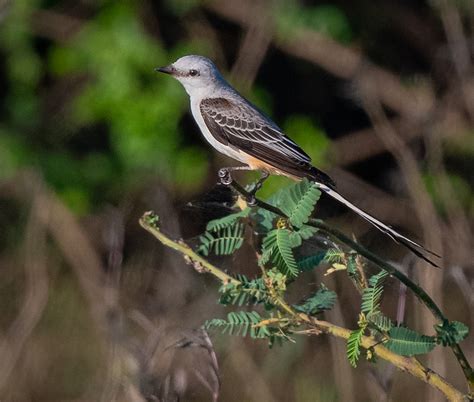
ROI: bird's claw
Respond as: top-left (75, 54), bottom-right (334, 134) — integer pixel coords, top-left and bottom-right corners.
top-left (218, 168), bottom-right (233, 185)
top-left (247, 195), bottom-right (257, 206)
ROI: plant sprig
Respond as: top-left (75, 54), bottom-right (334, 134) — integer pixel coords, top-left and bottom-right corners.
top-left (139, 177), bottom-right (472, 400)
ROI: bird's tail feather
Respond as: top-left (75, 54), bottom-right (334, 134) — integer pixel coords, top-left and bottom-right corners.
top-left (318, 184), bottom-right (440, 267)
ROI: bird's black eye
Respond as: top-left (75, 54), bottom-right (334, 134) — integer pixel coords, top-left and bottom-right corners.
top-left (189, 69), bottom-right (199, 77)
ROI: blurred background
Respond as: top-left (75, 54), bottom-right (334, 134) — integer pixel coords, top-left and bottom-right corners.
top-left (0, 0), bottom-right (473, 401)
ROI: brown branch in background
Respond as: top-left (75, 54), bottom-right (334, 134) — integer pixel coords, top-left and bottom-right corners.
top-left (0, 173), bottom-right (144, 400)
top-left (424, 114), bottom-right (473, 266)
top-left (35, 184), bottom-right (110, 333)
top-left (359, 91), bottom-right (444, 257)
top-left (0, 178), bottom-right (49, 392)
top-left (230, 0), bottom-right (272, 92)
top-left (228, 337), bottom-right (277, 402)
top-left (185, 11), bottom-right (229, 70)
top-left (100, 208), bottom-right (126, 402)
top-left (330, 118), bottom-right (419, 166)
top-left (329, 168), bottom-right (415, 231)
top-left (206, 0), bottom-right (434, 120)
top-left (359, 92), bottom-right (446, 400)
top-left (438, 0), bottom-right (474, 121)
top-left (31, 9), bottom-right (84, 43)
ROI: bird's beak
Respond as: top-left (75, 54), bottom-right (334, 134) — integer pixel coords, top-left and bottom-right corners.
top-left (155, 65), bottom-right (175, 75)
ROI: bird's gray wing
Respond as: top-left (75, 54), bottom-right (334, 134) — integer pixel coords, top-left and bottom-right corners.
top-left (200, 97), bottom-right (311, 162)
top-left (199, 97), bottom-right (335, 188)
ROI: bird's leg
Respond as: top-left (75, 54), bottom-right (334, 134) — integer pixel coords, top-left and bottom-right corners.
top-left (218, 166), bottom-right (253, 185)
top-left (218, 167), bottom-right (270, 206)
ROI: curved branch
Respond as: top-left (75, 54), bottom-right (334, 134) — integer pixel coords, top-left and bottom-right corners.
top-left (226, 180), bottom-right (474, 394)
top-left (139, 210), bottom-right (467, 402)
top-left (139, 212), bottom-right (239, 286)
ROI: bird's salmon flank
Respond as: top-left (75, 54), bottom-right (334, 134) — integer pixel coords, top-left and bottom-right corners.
top-left (156, 55), bottom-right (440, 266)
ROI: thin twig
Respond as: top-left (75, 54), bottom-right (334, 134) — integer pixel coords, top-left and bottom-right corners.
top-left (139, 212), bottom-right (239, 286)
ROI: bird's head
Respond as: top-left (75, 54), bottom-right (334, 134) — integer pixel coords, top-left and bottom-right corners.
top-left (156, 55), bottom-right (223, 96)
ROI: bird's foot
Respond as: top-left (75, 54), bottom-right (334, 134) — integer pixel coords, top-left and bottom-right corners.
top-left (246, 195), bottom-right (257, 206)
top-left (218, 168), bottom-right (233, 185)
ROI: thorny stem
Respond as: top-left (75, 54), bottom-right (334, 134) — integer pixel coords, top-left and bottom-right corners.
top-left (140, 210), bottom-right (468, 402)
top-left (226, 180), bottom-right (474, 395)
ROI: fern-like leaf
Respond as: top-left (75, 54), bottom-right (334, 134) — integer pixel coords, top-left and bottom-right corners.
top-left (385, 327), bottom-right (436, 356)
top-left (206, 208), bottom-right (250, 231)
top-left (346, 252), bottom-right (357, 277)
top-left (368, 312), bottom-right (393, 332)
top-left (289, 225), bottom-right (318, 247)
top-left (434, 320), bottom-right (469, 346)
top-left (347, 327), bottom-right (365, 367)
top-left (253, 208), bottom-right (277, 233)
top-left (294, 284), bottom-right (337, 315)
top-left (198, 224), bottom-right (244, 256)
top-left (278, 179), bottom-right (321, 228)
top-left (361, 271), bottom-right (388, 316)
top-left (261, 229), bottom-right (298, 277)
top-left (205, 311), bottom-right (269, 339)
top-left (219, 275), bottom-right (269, 306)
top-left (323, 248), bottom-right (344, 263)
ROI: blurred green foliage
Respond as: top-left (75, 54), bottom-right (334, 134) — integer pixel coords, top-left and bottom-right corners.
top-left (0, 0), bottom-right (336, 214)
top-left (1, 1), bottom-right (213, 213)
top-left (275, 1), bottom-right (352, 43)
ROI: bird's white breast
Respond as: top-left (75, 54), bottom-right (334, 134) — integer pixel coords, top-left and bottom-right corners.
top-left (190, 96), bottom-right (247, 164)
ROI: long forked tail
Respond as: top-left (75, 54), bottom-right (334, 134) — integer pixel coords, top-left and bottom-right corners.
top-left (317, 183), bottom-right (441, 267)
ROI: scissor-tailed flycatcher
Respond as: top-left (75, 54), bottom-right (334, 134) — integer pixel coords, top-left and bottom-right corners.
top-left (156, 55), bottom-right (439, 266)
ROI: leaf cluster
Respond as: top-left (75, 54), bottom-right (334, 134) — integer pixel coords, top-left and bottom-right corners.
top-left (195, 178), bottom-right (469, 374)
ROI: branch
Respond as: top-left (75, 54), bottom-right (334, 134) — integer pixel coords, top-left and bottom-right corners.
top-left (139, 212), bottom-right (239, 286)
top-left (226, 180), bottom-right (474, 394)
top-left (139, 211), bottom-right (467, 402)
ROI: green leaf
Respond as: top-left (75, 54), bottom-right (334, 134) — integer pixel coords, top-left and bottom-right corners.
top-left (296, 225), bottom-right (318, 240)
top-left (368, 270), bottom-right (389, 287)
top-left (289, 224), bottom-right (318, 247)
top-left (368, 313), bottom-right (393, 333)
top-left (253, 207), bottom-right (277, 233)
top-left (205, 311), bottom-right (268, 339)
top-left (361, 271), bottom-right (388, 316)
top-left (197, 224), bottom-right (244, 256)
top-left (346, 252), bottom-right (357, 277)
top-left (278, 179), bottom-right (321, 228)
top-left (297, 251), bottom-right (327, 272)
top-left (261, 229), bottom-right (298, 277)
top-left (347, 327), bottom-right (365, 367)
top-left (435, 321), bottom-right (469, 346)
top-left (219, 275), bottom-right (269, 307)
top-left (323, 248), bottom-right (344, 263)
top-left (293, 284), bottom-right (336, 315)
top-left (385, 327), bottom-right (436, 356)
top-left (206, 208), bottom-right (250, 231)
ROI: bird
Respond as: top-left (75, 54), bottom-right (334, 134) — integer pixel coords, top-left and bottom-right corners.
top-left (156, 55), bottom-right (439, 266)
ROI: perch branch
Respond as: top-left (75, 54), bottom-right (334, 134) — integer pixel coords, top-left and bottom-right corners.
top-left (226, 181), bottom-right (474, 393)
top-left (139, 211), bottom-right (467, 402)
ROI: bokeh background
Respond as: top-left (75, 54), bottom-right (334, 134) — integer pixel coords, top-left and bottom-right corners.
top-left (0, 0), bottom-right (473, 401)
